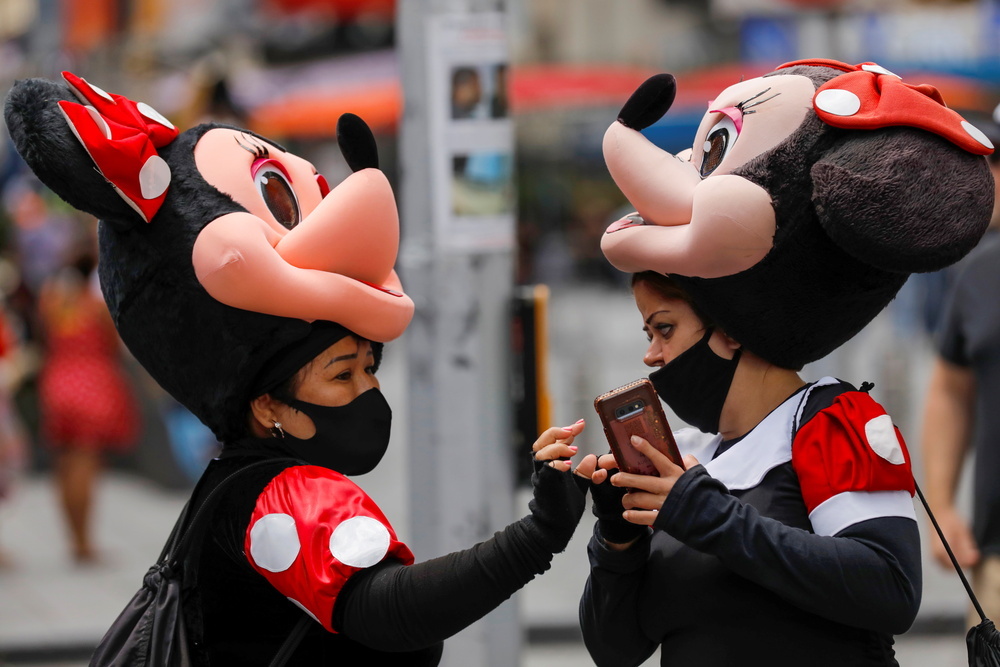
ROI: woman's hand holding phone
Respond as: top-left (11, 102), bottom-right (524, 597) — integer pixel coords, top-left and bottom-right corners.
top-left (608, 437), bottom-right (700, 527)
top-left (576, 452), bottom-right (648, 550)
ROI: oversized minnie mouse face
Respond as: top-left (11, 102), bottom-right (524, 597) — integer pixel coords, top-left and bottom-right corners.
top-left (190, 125), bottom-right (412, 343)
top-left (600, 60), bottom-right (995, 283)
top-left (596, 61), bottom-right (993, 369)
top-left (14, 71), bottom-right (413, 344)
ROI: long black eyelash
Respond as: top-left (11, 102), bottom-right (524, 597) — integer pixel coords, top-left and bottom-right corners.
top-left (736, 87), bottom-right (780, 115)
top-left (234, 133), bottom-right (270, 159)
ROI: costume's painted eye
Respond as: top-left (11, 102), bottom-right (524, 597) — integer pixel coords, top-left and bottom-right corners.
top-left (252, 158), bottom-right (300, 229)
top-left (316, 173), bottom-right (331, 198)
top-left (700, 115), bottom-right (738, 177)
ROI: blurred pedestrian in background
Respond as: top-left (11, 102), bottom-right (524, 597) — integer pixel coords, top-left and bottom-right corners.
top-left (35, 230), bottom-right (140, 565)
top-left (0, 292), bottom-right (28, 568)
top-left (1, 175), bottom-right (77, 309)
top-left (920, 108), bottom-right (1000, 626)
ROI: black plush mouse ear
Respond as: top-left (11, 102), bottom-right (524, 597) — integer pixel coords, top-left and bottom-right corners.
top-left (4, 75), bottom-right (175, 232)
top-left (336, 113), bottom-right (379, 172)
top-left (812, 126), bottom-right (993, 273)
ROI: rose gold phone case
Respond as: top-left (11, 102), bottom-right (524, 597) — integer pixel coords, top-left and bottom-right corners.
top-left (594, 378), bottom-right (683, 475)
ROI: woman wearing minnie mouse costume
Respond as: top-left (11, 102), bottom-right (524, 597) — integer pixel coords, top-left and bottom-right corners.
top-left (4, 73), bottom-right (589, 665)
top-left (576, 60), bottom-right (995, 666)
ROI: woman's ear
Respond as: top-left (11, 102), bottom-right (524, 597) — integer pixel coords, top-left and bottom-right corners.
top-left (249, 394), bottom-right (281, 435)
top-left (721, 332), bottom-right (742, 352)
top-left (708, 329), bottom-right (741, 360)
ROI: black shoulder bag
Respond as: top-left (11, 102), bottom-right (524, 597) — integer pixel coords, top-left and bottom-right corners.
top-left (89, 458), bottom-right (311, 667)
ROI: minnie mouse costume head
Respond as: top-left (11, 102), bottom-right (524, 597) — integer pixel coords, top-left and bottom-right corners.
top-left (601, 59), bottom-right (995, 368)
top-left (4, 72), bottom-right (413, 441)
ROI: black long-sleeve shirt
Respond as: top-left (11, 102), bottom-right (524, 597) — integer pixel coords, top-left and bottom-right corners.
top-left (580, 382), bottom-right (921, 667)
top-left (581, 466), bottom-right (920, 666)
top-left (185, 439), bottom-right (586, 665)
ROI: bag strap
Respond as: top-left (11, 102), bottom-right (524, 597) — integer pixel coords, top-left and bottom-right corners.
top-left (913, 483), bottom-right (988, 624)
top-left (157, 493), bottom-right (195, 563)
top-left (167, 457), bottom-right (302, 561)
top-left (269, 615), bottom-right (313, 667)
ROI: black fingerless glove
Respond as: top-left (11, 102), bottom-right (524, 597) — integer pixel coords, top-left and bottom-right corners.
top-left (590, 472), bottom-right (647, 545)
top-left (525, 457), bottom-right (590, 554)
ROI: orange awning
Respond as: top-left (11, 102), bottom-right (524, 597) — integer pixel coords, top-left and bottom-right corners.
top-left (250, 81), bottom-right (402, 137)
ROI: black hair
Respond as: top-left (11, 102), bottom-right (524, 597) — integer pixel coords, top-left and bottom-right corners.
top-left (630, 271), bottom-right (716, 328)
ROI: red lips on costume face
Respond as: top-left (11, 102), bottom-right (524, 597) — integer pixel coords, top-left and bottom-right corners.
top-left (606, 213), bottom-right (646, 234)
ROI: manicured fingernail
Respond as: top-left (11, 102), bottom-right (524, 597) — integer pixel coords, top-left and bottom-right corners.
top-left (576, 418), bottom-right (585, 424)
top-left (568, 445), bottom-right (578, 452)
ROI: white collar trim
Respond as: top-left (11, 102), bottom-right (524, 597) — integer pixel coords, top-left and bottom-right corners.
top-left (704, 377), bottom-right (840, 490)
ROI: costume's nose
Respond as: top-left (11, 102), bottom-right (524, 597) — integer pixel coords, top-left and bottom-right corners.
top-left (602, 121), bottom-right (700, 230)
top-left (617, 73), bottom-right (676, 131)
top-left (276, 169), bottom-right (399, 287)
top-left (602, 73), bottom-right (699, 232)
top-left (272, 113), bottom-right (397, 288)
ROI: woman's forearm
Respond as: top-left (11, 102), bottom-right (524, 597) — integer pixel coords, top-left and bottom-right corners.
top-left (656, 467), bottom-right (921, 634)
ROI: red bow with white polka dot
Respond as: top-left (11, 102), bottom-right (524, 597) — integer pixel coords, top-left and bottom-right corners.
top-left (57, 71), bottom-right (179, 223)
top-left (778, 58), bottom-right (995, 156)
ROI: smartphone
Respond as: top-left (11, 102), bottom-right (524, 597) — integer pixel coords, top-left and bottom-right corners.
top-left (594, 378), bottom-right (684, 476)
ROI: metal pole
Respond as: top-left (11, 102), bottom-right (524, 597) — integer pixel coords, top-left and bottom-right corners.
top-left (397, 1), bottom-right (519, 666)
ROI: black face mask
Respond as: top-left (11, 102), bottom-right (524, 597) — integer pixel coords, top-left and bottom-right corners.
top-left (649, 328), bottom-right (741, 435)
top-left (280, 388), bottom-right (392, 475)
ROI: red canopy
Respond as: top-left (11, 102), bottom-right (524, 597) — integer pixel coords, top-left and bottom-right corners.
top-left (265, 0), bottom-right (395, 19)
top-left (247, 61), bottom-right (992, 139)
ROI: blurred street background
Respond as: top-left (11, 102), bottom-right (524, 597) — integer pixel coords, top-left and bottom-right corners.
top-left (0, 0), bottom-right (998, 665)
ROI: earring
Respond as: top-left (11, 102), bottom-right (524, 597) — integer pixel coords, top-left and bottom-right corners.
top-left (270, 421), bottom-right (284, 439)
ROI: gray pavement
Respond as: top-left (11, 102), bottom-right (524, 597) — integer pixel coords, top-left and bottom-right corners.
top-left (0, 284), bottom-right (982, 665)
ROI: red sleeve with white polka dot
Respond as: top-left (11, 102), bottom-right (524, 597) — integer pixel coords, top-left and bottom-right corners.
top-left (792, 391), bottom-right (917, 537)
top-left (243, 465), bottom-right (414, 632)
